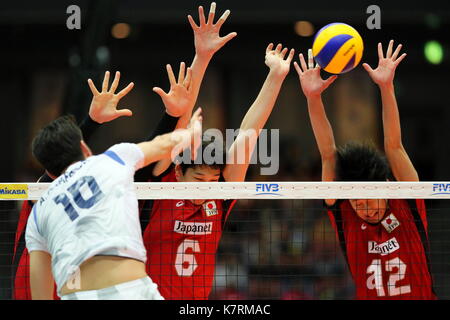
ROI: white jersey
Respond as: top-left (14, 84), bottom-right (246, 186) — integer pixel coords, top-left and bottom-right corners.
top-left (26, 143), bottom-right (147, 294)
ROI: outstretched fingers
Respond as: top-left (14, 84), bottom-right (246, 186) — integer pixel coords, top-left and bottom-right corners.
top-left (116, 82), bottom-right (134, 99)
top-left (114, 108), bottom-right (133, 118)
top-left (215, 9), bottom-right (230, 29)
top-left (184, 67), bottom-right (192, 91)
top-left (102, 71), bottom-right (110, 92)
top-left (391, 43), bottom-right (403, 61)
top-left (220, 32), bottom-right (237, 46)
top-left (153, 87), bottom-right (167, 98)
top-left (377, 42), bottom-right (384, 60)
top-left (386, 39), bottom-right (394, 59)
top-left (307, 49), bottom-right (314, 69)
top-left (206, 2), bottom-right (216, 25)
top-left (275, 43), bottom-right (282, 54)
top-left (266, 43), bottom-right (274, 54)
top-left (198, 6), bottom-right (206, 26)
top-left (394, 53), bottom-right (407, 66)
top-left (187, 14), bottom-right (199, 30)
top-left (324, 75), bottom-right (338, 88)
top-left (280, 47), bottom-right (288, 59)
top-left (299, 53), bottom-right (308, 72)
top-left (109, 71), bottom-right (121, 93)
top-left (362, 63), bottom-right (374, 74)
top-left (293, 62), bottom-right (303, 76)
top-left (178, 62), bottom-right (186, 84)
top-left (166, 64), bottom-right (177, 87)
top-left (87, 79), bottom-right (100, 96)
top-left (286, 48), bottom-right (295, 63)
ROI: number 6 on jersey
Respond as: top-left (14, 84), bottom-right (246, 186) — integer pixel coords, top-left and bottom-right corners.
top-left (175, 239), bottom-right (200, 277)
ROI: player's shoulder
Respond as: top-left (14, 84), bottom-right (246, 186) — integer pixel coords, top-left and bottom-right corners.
top-left (103, 143), bottom-right (144, 168)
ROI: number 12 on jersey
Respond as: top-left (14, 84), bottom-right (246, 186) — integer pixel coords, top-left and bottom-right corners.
top-left (366, 257), bottom-right (411, 297)
top-left (53, 176), bottom-right (104, 221)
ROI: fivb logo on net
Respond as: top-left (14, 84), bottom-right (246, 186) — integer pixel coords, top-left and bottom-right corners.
top-left (172, 128), bottom-right (280, 176)
top-left (432, 183), bottom-right (450, 195)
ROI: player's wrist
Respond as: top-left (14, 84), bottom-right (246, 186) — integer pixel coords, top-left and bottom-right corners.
top-left (165, 108), bottom-right (183, 118)
top-left (306, 92), bottom-right (323, 100)
top-left (268, 68), bottom-right (288, 80)
top-left (88, 111), bottom-right (104, 124)
top-left (378, 82), bottom-right (395, 91)
top-left (195, 49), bottom-right (214, 63)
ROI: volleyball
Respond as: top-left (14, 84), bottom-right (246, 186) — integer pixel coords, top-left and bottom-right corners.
top-left (312, 23), bottom-right (364, 74)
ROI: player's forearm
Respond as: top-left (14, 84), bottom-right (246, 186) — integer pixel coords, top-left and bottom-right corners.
top-left (307, 95), bottom-right (336, 160)
top-left (187, 53), bottom-right (212, 112)
top-left (239, 70), bottom-right (286, 132)
top-left (139, 131), bottom-right (189, 167)
top-left (379, 83), bottom-right (403, 150)
top-left (79, 116), bottom-right (102, 142)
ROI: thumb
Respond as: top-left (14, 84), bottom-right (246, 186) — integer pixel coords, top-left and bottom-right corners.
top-left (362, 63), bottom-right (374, 74)
top-left (220, 32), bottom-right (237, 45)
top-left (152, 87), bottom-right (167, 98)
top-left (114, 109), bottom-right (133, 119)
top-left (324, 75), bottom-right (338, 88)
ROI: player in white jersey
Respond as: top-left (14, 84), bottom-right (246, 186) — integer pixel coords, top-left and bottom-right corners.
top-left (26, 107), bottom-right (202, 300)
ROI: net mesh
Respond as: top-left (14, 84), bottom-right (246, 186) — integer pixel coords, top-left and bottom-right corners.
top-left (1, 182), bottom-right (450, 300)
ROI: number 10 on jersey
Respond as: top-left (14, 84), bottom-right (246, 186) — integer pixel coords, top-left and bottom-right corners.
top-left (53, 176), bottom-right (104, 221)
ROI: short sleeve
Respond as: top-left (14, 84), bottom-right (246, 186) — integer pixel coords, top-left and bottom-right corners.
top-left (104, 143), bottom-right (145, 171)
top-left (25, 206), bottom-right (49, 253)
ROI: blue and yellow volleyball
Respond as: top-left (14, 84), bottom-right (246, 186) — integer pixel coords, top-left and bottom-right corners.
top-left (312, 23), bottom-right (364, 74)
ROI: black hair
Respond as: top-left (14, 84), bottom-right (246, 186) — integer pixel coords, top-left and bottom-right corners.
top-left (335, 142), bottom-right (392, 181)
top-left (32, 115), bottom-right (84, 177)
top-left (178, 134), bottom-right (227, 174)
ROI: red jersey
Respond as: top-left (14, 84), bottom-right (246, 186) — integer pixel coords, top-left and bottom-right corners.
top-left (141, 169), bottom-right (236, 300)
top-left (12, 201), bottom-right (59, 300)
top-left (327, 199), bottom-right (436, 300)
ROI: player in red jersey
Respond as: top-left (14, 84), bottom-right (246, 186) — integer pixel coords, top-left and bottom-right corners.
top-left (138, 2), bottom-right (295, 299)
top-left (294, 41), bottom-right (436, 299)
top-left (12, 71), bottom-right (134, 299)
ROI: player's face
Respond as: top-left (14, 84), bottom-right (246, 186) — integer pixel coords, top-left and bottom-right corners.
top-left (178, 166), bottom-right (221, 205)
top-left (349, 199), bottom-right (388, 224)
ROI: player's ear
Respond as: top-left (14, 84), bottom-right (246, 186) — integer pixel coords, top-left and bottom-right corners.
top-left (44, 170), bottom-right (57, 180)
top-left (80, 140), bottom-right (93, 159)
top-left (174, 164), bottom-right (183, 182)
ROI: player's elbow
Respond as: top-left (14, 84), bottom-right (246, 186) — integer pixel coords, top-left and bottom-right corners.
top-left (320, 146), bottom-right (336, 163)
top-left (384, 138), bottom-right (403, 151)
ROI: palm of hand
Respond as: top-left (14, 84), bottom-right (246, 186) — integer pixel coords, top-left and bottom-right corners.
top-left (300, 69), bottom-right (326, 96)
top-left (370, 59), bottom-right (396, 85)
top-left (265, 53), bottom-right (290, 76)
top-left (90, 93), bottom-right (120, 122)
top-left (164, 85), bottom-right (192, 115)
top-left (195, 27), bottom-right (222, 55)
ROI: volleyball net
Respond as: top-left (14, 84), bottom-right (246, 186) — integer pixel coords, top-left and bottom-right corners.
top-left (1, 182), bottom-right (450, 299)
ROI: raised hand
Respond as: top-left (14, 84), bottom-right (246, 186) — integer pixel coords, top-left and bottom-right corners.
top-left (363, 40), bottom-right (407, 87)
top-left (294, 49), bottom-right (337, 98)
top-left (264, 43), bottom-right (295, 78)
top-left (188, 2), bottom-right (237, 58)
top-left (153, 62), bottom-right (193, 117)
top-left (87, 71), bottom-right (134, 123)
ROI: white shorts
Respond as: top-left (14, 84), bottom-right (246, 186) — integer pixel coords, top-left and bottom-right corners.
top-left (60, 276), bottom-right (164, 300)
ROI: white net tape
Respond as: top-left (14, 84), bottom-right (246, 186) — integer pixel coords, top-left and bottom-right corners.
top-left (2, 181), bottom-right (450, 200)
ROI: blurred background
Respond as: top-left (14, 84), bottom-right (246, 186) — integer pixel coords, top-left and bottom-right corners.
top-left (0, 0), bottom-right (449, 299)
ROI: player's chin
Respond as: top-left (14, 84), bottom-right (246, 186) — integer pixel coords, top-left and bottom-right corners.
top-left (364, 214), bottom-right (382, 224)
